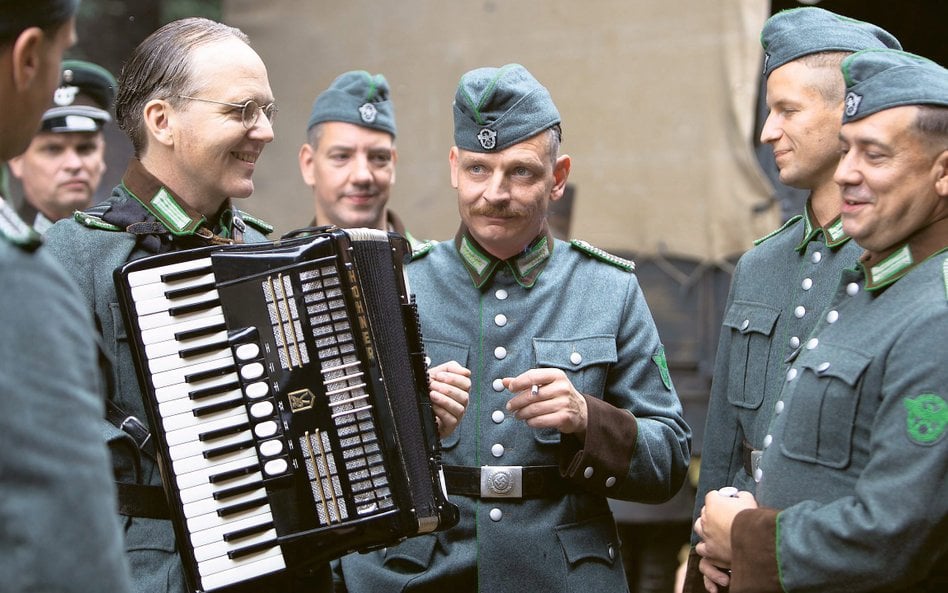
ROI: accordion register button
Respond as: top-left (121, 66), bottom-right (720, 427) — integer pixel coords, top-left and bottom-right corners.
top-left (259, 439), bottom-right (283, 457)
top-left (250, 401), bottom-right (274, 418)
top-left (240, 362), bottom-right (264, 380)
top-left (245, 382), bottom-right (269, 399)
top-left (263, 458), bottom-right (288, 477)
top-left (235, 343), bottom-right (260, 360)
top-left (253, 421), bottom-right (278, 438)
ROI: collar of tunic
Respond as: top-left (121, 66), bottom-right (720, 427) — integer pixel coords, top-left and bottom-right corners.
top-left (859, 216), bottom-right (948, 291)
top-left (453, 224), bottom-right (554, 289)
top-left (794, 199), bottom-right (852, 252)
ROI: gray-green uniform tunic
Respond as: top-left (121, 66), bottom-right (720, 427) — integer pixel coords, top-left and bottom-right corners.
top-left (338, 227), bottom-right (691, 593)
top-left (728, 219), bottom-right (948, 592)
top-left (43, 160), bottom-right (279, 593)
top-left (0, 196), bottom-right (132, 592)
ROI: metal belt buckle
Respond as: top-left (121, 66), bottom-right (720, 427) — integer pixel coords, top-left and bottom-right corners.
top-left (120, 415), bottom-right (152, 451)
top-left (480, 465), bottom-right (523, 498)
top-left (751, 450), bottom-right (763, 474)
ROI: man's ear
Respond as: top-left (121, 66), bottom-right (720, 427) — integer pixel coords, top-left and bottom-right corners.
top-left (448, 146), bottom-right (460, 189)
top-left (550, 154), bottom-right (571, 202)
top-left (934, 149), bottom-right (948, 198)
top-left (143, 99), bottom-right (174, 148)
top-left (10, 27), bottom-right (44, 92)
top-left (7, 154), bottom-right (25, 179)
top-left (298, 142), bottom-right (316, 186)
top-left (390, 146), bottom-right (398, 186)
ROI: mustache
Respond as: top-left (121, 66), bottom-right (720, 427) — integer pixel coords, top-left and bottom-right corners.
top-left (470, 204), bottom-right (530, 218)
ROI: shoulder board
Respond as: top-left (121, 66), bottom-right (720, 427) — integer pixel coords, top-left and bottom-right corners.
top-left (753, 214), bottom-right (802, 246)
top-left (237, 210), bottom-right (274, 235)
top-left (570, 239), bottom-right (635, 272)
top-left (0, 200), bottom-right (41, 250)
top-left (73, 208), bottom-right (123, 231)
top-left (943, 255), bottom-right (948, 303)
top-left (411, 239), bottom-right (437, 261)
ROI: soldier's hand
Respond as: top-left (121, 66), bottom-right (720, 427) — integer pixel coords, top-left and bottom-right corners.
top-left (694, 488), bottom-right (758, 568)
top-left (428, 360), bottom-right (471, 439)
top-left (503, 368), bottom-right (588, 441)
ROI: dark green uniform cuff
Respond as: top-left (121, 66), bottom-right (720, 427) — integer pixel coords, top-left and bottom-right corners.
top-left (731, 507), bottom-right (782, 593)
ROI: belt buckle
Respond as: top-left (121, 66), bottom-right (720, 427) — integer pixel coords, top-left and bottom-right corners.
top-left (751, 450), bottom-right (763, 474)
top-left (480, 465), bottom-right (523, 498)
top-left (120, 415), bottom-right (152, 451)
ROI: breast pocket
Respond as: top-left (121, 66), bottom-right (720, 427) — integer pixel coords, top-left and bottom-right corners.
top-left (533, 336), bottom-right (617, 444)
top-left (780, 344), bottom-right (872, 468)
top-left (722, 301), bottom-right (781, 409)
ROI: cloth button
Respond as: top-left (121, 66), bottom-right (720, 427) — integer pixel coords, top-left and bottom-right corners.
top-left (491, 410), bottom-right (505, 424)
top-left (495, 289), bottom-right (508, 300)
top-left (740, 319), bottom-right (750, 331)
top-left (801, 278), bottom-right (813, 290)
top-left (763, 434), bottom-right (772, 448)
top-left (494, 346), bottom-right (507, 360)
top-left (494, 314), bottom-right (508, 327)
top-left (492, 378), bottom-right (505, 392)
top-left (817, 362), bottom-right (831, 373)
top-left (812, 251), bottom-right (822, 264)
top-left (608, 544), bottom-right (616, 561)
top-left (794, 306), bottom-right (806, 319)
top-left (789, 336), bottom-right (800, 349)
top-left (753, 468), bottom-right (763, 483)
top-left (847, 282), bottom-right (859, 296)
top-left (570, 351), bottom-right (583, 365)
top-left (775, 400), bottom-right (785, 415)
top-left (786, 368), bottom-right (798, 381)
top-left (491, 443), bottom-right (504, 458)
top-left (583, 466), bottom-right (594, 479)
top-left (806, 338), bottom-right (819, 350)
top-left (605, 476), bottom-right (617, 488)
top-left (827, 310), bottom-right (839, 324)
top-left (489, 508), bottom-right (503, 522)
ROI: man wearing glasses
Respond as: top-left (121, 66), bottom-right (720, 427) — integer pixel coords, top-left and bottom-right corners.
top-left (45, 17), bottom-right (331, 593)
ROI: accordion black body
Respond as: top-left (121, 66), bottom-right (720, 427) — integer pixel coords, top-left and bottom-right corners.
top-left (114, 227), bottom-right (458, 592)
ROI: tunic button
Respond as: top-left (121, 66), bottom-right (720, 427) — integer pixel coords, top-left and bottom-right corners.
top-left (570, 351), bottom-right (583, 365)
top-left (812, 251), bottom-right (822, 263)
top-left (846, 282), bottom-right (859, 296)
top-left (789, 336), bottom-right (800, 349)
top-left (491, 443), bottom-right (504, 458)
top-left (494, 314), bottom-right (508, 327)
top-left (794, 306), bottom-right (806, 319)
top-left (494, 346), bottom-right (507, 360)
top-left (583, 466), bottom-right (594, 479)
top-left (827, 310), bottom-right (839, 324)
top-left (492, 378), bottom-right (505, 392)
top-left (491, 410), bottom-right (505, 424)
top-left (774, 400), bottom-right (785, 415)
top-left (763, 434), bottom-right (772, 448)
top-left (740, 319), bottom-right (750, 331)
top-left (753, 468), bottom-right (763, 483)
top-left (608, 544), bottom-right (616, 561)
top-left (786, 368), bottom-right (798, 381)
top-left (605, 476), bottom-right (617, 488)
top-left (806, 338), bottom-right (819, 350)
top-left (801, 278), bottom-right (813, 290)
top-left (495, 289), bottom-right (508, 300)
top-left (424, 356), bottom-right (431, 367)
top-left (817, 362), bottom-right (831, 373)
top-left (489, 508), bottom-right (503, 522)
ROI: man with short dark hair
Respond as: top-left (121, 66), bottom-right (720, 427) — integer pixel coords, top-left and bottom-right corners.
top-left (9, 59), bottom-right (115, 232)
top-left (0, 1), bottom-right (131, 591)
top-left (694, 48), bottom-right (948, 593)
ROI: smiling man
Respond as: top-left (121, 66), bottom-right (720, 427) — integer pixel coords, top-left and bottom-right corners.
top-left (9, 59), bottom-right (114, 233)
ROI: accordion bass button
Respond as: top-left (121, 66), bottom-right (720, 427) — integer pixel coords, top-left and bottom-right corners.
top-left (264, 458), bottom-right (289, 477)
top-left (235, 343), bottom-right (260, 360)
top-left (250, 401), bottom-right (274, 418)
top-left (240, 362), bottom-right (265, 380)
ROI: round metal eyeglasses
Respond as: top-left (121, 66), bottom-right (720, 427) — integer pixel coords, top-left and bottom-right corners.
top-left (177, 95), bottom-right (278, 128)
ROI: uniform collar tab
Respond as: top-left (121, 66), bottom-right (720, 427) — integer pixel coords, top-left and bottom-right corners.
top-left (860, 217), bottom-right (948, 291)
top-left (454, 225), bottom-right (554, 288)
top-left (795, 201), bottom-right (852, 251)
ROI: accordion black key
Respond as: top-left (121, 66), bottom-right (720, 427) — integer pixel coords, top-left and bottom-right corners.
top-left (114, 227), bottom-right (459, 592)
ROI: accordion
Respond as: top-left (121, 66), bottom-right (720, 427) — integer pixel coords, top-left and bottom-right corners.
top-left (114, 227), bottom-right (459, 592)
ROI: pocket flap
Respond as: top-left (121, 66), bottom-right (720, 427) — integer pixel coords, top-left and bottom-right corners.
top-left (554, 514), bottom-right (619, 567)
top-left (799, 344), bottom-right (872, 386)
top-left (382, 534), bottom-right (438, 570)
top-left (533, 336), bottom-right (617, 370)
top-left (423, 338), bottom-right (470, 369)
top-left (723, 301), bottom-right (780, 336)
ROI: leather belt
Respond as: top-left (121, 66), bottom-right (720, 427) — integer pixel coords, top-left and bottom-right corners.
top-left (742, 439), bottom-right (762, 478)
top-left (443, 465), bottom-right (571, 499)
top-left (115, 483), bottom-right (171, 520)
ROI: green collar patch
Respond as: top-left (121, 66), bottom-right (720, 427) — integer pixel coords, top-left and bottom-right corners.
top-left (454, 227), bottom-right (555, 288)
top-left (794, 203), bottom-right (851, 252)
top-left (0, 196), bottom-right (41, 250)
top-left (863, 244), bottom-right (914, 291)
top-left (754, 214), bottom-right (802, 246)
top-left (651, 345), bottom-right (672, 391)
top-left (903, 394), bottom-right (948, 445)
top-left (570, 239), bottom-right (635, 272)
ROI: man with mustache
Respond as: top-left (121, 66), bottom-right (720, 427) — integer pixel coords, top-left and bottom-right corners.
top-left (334, 63), bottom-right (691, 593)
top-left (9, 59), bottom-right (114, 233)
top-left (694, 49), bottom-right (948, 593)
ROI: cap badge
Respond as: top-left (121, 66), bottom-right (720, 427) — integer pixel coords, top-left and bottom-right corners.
top-left (54, 85), bottom-right (79, 107)
top-left (359, 102), bottom-right (377, 123)
top-left (845, 92), bottom-right (863, 117)
top-left (477, 128), bottom-right (497, 150)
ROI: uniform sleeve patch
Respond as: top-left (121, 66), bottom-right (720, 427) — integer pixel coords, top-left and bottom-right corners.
top-left (570, 239), bottom-right (635, 272)
top-left (652, 345), bottom-right (673, 391)
top-left (903, 394), bottom-right (948, 445)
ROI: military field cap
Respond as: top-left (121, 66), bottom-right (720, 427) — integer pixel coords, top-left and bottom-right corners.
top-left (41, 60), bottom-right (116, 133)
top-left (761, 7), bottom-right (901, 77)
top-left (841, 49), bottom-right (948, 123)
top-left (306, 70), bottom-right (396, 137)
top-left (453, 63), bottom-right (560, 153)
